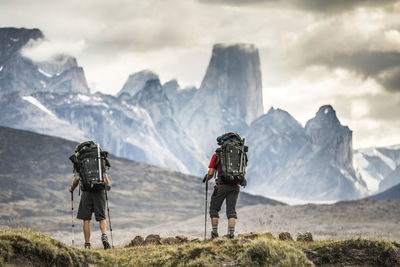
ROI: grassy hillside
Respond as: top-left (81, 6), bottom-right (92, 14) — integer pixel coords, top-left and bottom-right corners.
top-left (1, 229), bottom-right (399, 267)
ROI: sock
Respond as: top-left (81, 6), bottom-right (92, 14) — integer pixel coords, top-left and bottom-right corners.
top-left (212, 224), bottom-right (218, 235)
top-left (228, 227), bottom-right (235, 236)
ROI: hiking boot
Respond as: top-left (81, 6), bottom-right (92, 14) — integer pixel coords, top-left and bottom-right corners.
top-left (84, 243), bottom-right (91, 249)
top-left (211, 231), bottom-right (219, 239)
top-left (102, 234), bottom-right (111, 250)
top-left (228, 233), bottom-right (235, 239)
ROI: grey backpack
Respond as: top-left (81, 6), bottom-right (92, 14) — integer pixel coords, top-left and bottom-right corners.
top-left (69, 141), bottom-right (110, 191)
top-left (215, 132), bottom-right (248, 185)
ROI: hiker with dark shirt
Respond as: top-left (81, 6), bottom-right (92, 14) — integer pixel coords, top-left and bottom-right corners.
top-left (69, 141), bottom-right (111, 249)
top-left (203, 132), bottom-right (248, 238)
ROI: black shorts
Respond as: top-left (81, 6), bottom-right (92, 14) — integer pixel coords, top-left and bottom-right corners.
top-left (77, 190), bottom-right (106, 221)
top-left (209, 184), bottom-right (240, 219)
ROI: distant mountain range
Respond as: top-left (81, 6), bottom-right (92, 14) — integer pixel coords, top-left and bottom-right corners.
top-left (354, 145), bottom-right (400, 194)
top-left (0, 126), bottom-right (281, 232)
top-left (1, 27), bottom-right (400, 201)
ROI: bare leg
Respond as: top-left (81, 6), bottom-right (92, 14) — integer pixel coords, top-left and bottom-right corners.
top-left (211, 218), bottom-right (219, 225)
top-left (99, 219), bottom-right (107, 235)
top-left (228, 218), bottom-right (236, 228)
top-left (83, 220), bottom-right (91, 243)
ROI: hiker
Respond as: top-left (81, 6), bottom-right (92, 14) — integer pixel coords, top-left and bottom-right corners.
top-left (69, 141), bottom-right (111, 249)
top-left (203, 132), bottom-right (248, 238)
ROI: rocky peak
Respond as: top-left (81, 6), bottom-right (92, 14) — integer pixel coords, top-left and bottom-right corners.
top-left (134, 79), bottom-right (173, 121)
top-left (249, 107), bottom-right (304, 136)
top-left (35, 55), bottom-right (78, 76)
top-left (307, 105), bottom-right (340, 129)
top-left (118, 70), bottom-right (159, 97)
top-left (163, 79), bottom-right (179, 97)
top-left (139, 79), bottom-right (164, 100)
top-left (0, 27), bottom-right (43, 63)
top-left (0, 27), bottom-right (89, 95)
top-left (305, 105), bottom-right (353, 168)
top-left (199, 43), bottom-right (264, 125)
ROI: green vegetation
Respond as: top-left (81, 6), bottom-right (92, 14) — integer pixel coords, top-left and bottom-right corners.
top-left (1, 229), bottom-right (399, 266)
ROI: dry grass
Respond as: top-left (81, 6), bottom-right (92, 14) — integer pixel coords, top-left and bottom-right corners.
top-left (2, 229), bottom-right (399, 266)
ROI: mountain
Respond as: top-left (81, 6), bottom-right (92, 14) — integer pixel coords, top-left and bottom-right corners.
top-left (380, 166), bottom-right (400, 192)
top-left (163, 79), bottom-right (196, 114)
top-left (371, 183), bottom-right (400, 200)
top-left (245, 105), bottom-right (366, 201)
top-left (0, 126), bottom-right (282, 232)
top-left (31, 91), bottom-right (193, 172)
top-left (117, 70), bottom-right (158, 97)
top-left (0, 92), bottom-right (86, 141)
top-left (354, 145), bottom-right (400, 193)
top-left (0, 27), bottom-right (89, 96)
top-left (131, 79), bottom-right (206, 174)
top-left (178, 43), bottom-right (263, 155)
top-left (244, 107), bottom-right (309, 187)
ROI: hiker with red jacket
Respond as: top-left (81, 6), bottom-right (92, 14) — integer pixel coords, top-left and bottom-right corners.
top-left (203, 132), bottom-right (248, 238)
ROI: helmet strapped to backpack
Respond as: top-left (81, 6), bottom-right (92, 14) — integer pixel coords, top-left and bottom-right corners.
top-left (215, 132), bottom-right (248, 186)
top-left (69, 141), bottom-right (110, 191)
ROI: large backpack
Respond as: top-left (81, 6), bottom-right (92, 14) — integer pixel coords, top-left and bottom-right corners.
top-left (215, 132), bottom-right (248, 186)
top-left (69, 141), bottom-right (110, 191)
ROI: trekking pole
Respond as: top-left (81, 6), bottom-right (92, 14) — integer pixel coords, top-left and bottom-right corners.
top-left (204, 180), bottom-right (208, 241)
top-left (71, 191), bottom-right (74, 247)
top-left (105, 191), bottom-right (114, 248)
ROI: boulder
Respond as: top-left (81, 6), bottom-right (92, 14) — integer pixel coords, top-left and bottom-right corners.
top-left (279, 232), bottom-right (293, 241)
top-left (144, 234), bottom-right (162, 245)
top-left (127, 235), bottom-right (144, 247)
top-left (175, 235), bottom-right (188, 243)
top-left (297, 232), bottom-right (314, 242)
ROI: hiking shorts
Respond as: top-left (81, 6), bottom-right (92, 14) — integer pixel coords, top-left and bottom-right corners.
top-left (209, 184), bottom-right (240, 219)
top-left (77, 190), bottom-right (106, 221)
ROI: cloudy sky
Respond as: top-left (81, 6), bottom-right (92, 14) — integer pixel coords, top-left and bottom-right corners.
top-left (1, 0), bottom-right (400, 148)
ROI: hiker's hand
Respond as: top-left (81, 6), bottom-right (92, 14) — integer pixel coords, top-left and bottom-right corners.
top-left (202, 174), bottom-right (208, 183)
top-left (69, 186), bottom-right (74, 192)
top-left (105, 184), bottom-right (111, 191)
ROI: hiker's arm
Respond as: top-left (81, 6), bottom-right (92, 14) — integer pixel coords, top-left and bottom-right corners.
top-left (69, 178), bottom-right (79, 192)
top-left (202, 168), bottom-right (215, 183)
top-left (103, 173), bottom-right (112, 191)
top-left (104, 173), bottom-right (110, 184)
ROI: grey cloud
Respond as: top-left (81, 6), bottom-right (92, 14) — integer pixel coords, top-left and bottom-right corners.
top-left (379, 68), bottom-right (400, 92)
top-left (199, 0), bottom-right (398, 13)
top-left (310, 51), bottom-right (400, 92)
top-left (333, 93), bottom-right (400, 122)
top-left (291, 0), bottom-right (397, 13)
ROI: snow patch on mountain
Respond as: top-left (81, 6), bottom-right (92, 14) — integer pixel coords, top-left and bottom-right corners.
top-left (354, 153), bottom-right (382, 193)
top-left (354, 145), bottom-right (400, 194)
top-left (38, 68), bottom-right (53, 77)
top-left (359, 148), bottom-right (396, 171)
top-left (22, 95), bottom-right (56, 118)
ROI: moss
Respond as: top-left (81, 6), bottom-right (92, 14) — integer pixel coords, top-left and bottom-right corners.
top-left (302, 238), bottom-right (400, 267)
top-left (241, 239), bottom-right (313, 267)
